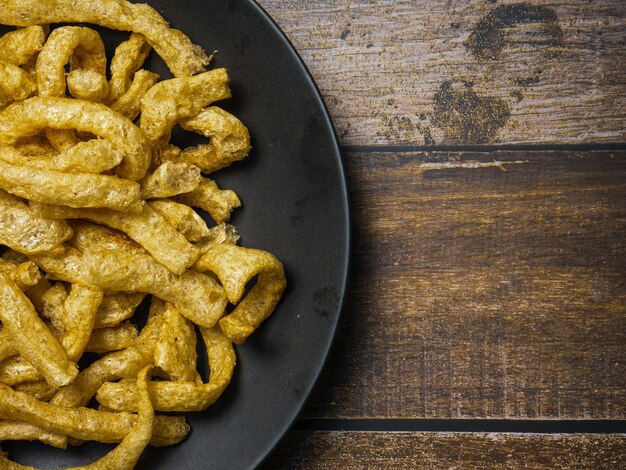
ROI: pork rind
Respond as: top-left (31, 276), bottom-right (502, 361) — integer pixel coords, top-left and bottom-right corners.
top-left (0, 97), bottom-right (151, 181)
top-left (0, 62), bottom-right (37, 103)
top-left (174, 178), bottom-right (241, 224)
top-left (0, 26), bottom-right (46, 66)
top-left (140, 162), bottom-right (202, 200)
top-left (148, 200), bottom-right (211, 243)
top-left (110, 69), bottom-right (159, 121)
top-left (85, 322), bottom-right (139, 354)
top-left (94, 292), bottom-right (145, 329)
top-left (108, 33), bottom-right (152, 103)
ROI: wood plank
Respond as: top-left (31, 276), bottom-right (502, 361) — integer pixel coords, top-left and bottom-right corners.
top-left (265, 432), bottom-right (626, 468)
top-left (302, 150), bottom-right (626, 418)
top-left (258, 0), bottom-right (626, 146)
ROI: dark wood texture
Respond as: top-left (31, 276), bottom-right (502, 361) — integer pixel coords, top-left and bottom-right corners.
top-left (259, 0), bottom-right (626, 146)
top-left (256, 0), bottom-right (626, 466)
top-left (266, 432), bottom-right (626, 468)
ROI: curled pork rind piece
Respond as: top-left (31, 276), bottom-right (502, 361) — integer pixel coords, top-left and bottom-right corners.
top-left (110, 69), bottom-right (159, 121)
top-left (0, 97), bottom-right (152, 181)
top-left (140, 162), bottom-right (202, 200)
top-left (0, 152), bottom-right (141, 212)
top-left (108, 33), bottom-right (152, 103)
top-left (59, 284), bottom-right (104, 361)
top-left (94, 292), bottom-right (145, 329)
top-left (0, 382), bottom-right (188, 446)
top-left (0, 419), bottom-right (66, 448)
top-left (31, 202), bottom-right (201, 275)
top-left (0, 190), bottom-right (72, 255)
top-left (97, 326), bottom-right (235, 412)
top-left (36, 26), bottom-right (108, 101)
top-left (149, 200), bottom-right (211, 243)
top-left (174, 178), bottom-right (241, 224)
top-left (163, 107), bottom-right (251, 173)
top-left (0, 0), bottom-right (210, 77)
top-left (67, 366), bottom-right (154, 470)
top-left (0, 26), bottom-right (46, 66)
top-left (0, 62), bottom-right (37, 102)
top-left (0, 139), bottom-right (124, 174)
top-left (86, 322), bottom-right (139, 354)
top-left (195, 244), bottom-right (287, 344)
top-left (0, 273), bottom-right (78, 387)
top-left (140, 68), bottom-right (231, 144)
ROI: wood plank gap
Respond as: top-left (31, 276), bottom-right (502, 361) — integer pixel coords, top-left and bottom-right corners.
top-left (294, 419), bottom-right (626, 433)
top-left (341, 143), bottom-right (626, 154)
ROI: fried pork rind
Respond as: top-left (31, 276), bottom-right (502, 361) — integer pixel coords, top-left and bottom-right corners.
top-left (0, 153), bottom-right (141, 211)
top-left (97, 326), bottom-right (235, 412)
top-left (14, 381), bottom-right (58, 402)
top-left (85, 322), bottom-right (139, 354)
top-left (174, 178), bottom-right (241, 224)
top-left (32, 202), bottom-right (200, 275)
top-left (110, 69), bottom-right (159, 121)
top-left (0, 0), bottom-right (209, 77)
top-left (0, 382), bottom-right (188, 446)
top-left (162, 107), bottom-right (251, 173)
top-left (148, 200), bottom-right (211, 243)
top-left (195, 244), bottom-right (287, 344)
top-left (0, 259), bottom-right (42, 291)
top-left (154, 304), bottom-right (200, 383)
top-left (0, 139), bottom-right (124, 174)
top-left (94, 292), bottom-right (145, 329)
top-left (140, 69), bottom-right (231, 144)
top-left (108, 33), bottom-right (152, 103)
top-left (140, 162), bottom-right (202, 200)
top-left (0, 26), bottom-right (46, 66)
top-left (0, 97), bottom-right (152, 181)
top-left (0, 419), bottom-right (66, 448)
top-left (67, 366), bottom-right (154, 470)
top-left (0, 62), bottom-right (37, 103)
top-left (0, 189), bottom-right (71, 254)
top-left (31, 226), bottom-right (227, 327)
top-left (36, 26), bottom-right (108, 101)
top-left (59, 284), bottom-right (104, 361)
top-left (0, 273), bottom-right (77, 387)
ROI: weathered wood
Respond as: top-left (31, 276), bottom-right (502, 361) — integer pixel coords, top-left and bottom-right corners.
top-left (258, 0), bottom-right (626, 146)
top-left (302, 149), bottom-right (626, 419)
top-left (266, 432), bottom-right (626, 468)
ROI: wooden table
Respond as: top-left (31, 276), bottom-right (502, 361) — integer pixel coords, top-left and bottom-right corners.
top-left (258, 1), bottom-right (626, 467)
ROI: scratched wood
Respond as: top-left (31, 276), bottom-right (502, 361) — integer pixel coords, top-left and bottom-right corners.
top-left (258, 0), bottom-right (626, 146)
top-left (265, 432), bottom-right (626, 468)
top-left (300, 149), bottom-right (626, 419)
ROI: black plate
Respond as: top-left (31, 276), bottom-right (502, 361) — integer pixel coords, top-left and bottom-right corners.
top-left (5, 1), bottom-right (349, 468)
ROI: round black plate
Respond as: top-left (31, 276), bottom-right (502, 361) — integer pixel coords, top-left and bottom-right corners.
top-left (5, 1), bottom-right (349, 468)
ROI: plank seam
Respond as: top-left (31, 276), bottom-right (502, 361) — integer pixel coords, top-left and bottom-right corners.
top-left (341, 143), bottom-right (626, 154)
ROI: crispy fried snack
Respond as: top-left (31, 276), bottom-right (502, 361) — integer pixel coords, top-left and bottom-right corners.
top-left (174, 178), bottom-right (241, 224)
top-left (110, 69), bottom-right (159, 121)
top-left (0, 97), bottom-right (151, 181)
top-left (94, 292), bottom-right (145, 329)
top-left (195, 244), bottom-right (287, 344)
top-left (0, 62), bottom-right (37, 102)
top-left (97, 326), bottom-right (235, 412)
top-left (0, 26), bottom-right (46, 66)
top-left (148, 200), bottom-right (211, 243)
top-left (86, 322), bottom-right (138, 354)
top-left (0, 0), bottom-right (209, 77)
top-left (162, 107), bottom-right (251, 173)
top-left (0, 259), bottom-right (42, 291)
top-left (0, 419), bottom-right (66, 448)
top-left (0, 273), bottom-right (77, 387)
top-left (108, 33), bottom-right (151, 103)
top-left (140, 162), bottom-right (202, 200)
top-left (31, 202), bottom-right (200, 275)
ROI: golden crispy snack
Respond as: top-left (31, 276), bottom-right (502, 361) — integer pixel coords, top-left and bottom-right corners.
top-left (59, 284), bottom-right (104, 361)
top-left (13, 133), bottom-right (56, 156)
top-left (97, 326), bottom-right (234, 412)
top-left (0, 329), bottom-right (17, 363)
top-left (36, 26), bottom-right (108, 100)
top-left (195, 223), bottom-right (241, 252)
top-left (140, 69), bottom-right (231, 144)
top-left (0, 139), bottom-right (124, 174)
top-left (45, 128), bottom-right (81, 152)
top-left (0, 189), bottom-right (71, 254)
top-left (0, 62), bottom-right (37, 102)
top-left (67, 366), bottom-right (154, 470)
top-left (86, 322), bottom-right (139, 354)
top-left (0, 0), bottom-right (209, 77)
top-left (148, 200), bottom-right (211, 243)
top-left (108, 33), bottom-right (151, 103)
top-left (163, 107), bottom-right (251, 173)
top-left (14, 381), bottom-right (58, 402)
top-left (0, 420), bottom-right (66, 449)
top-left (66, 69), bottom-right (110, 102)
top-left (0, 154), bottom-right (141, 211)
top-left (31, 230), bottom-right (227, 327)
top-left (174, 178), bottom-right (241, 224)
top-left (32, 203), bottom-right (200, 275)
top-left (23, 277), bottom-right (53, 314)
top-left (0, 26), bottom-right (46, 66)
top-left (110, 69), bottom-right (159, 121)
top-left (0, 97), bottom-right (151, 181)
top-left (140, 162), bottom-right (202, 200)
top-left (0, 273), bottom-right (77, 387)
top-left (195, 244), bottom-right (287, 344)
top-left (0, 356), bottom-right (41, 386)
top-left (41, 283), bottom-right (68, 333)
top-left (0, 259), bottom-right (42, 291)
top-left (94, 292), bottom-right (145, 329)
top-left (0, 382), bottom-right (188, 446)
top-left (154, 304), bottom-right (200, 383)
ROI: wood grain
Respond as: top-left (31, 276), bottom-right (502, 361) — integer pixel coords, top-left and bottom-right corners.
top-left (302, 149), bottom-right (626, 419)
top-left (266, 432), bottom-right (626, 468)
top-left (258, 0), bottom-right (626, 146)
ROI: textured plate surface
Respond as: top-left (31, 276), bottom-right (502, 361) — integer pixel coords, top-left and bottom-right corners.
top-left (4, 0), bottom-right (349, 468)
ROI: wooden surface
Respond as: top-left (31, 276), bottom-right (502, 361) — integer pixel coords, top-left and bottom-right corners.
top-left (258, 0), bottom-right (626, 467)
